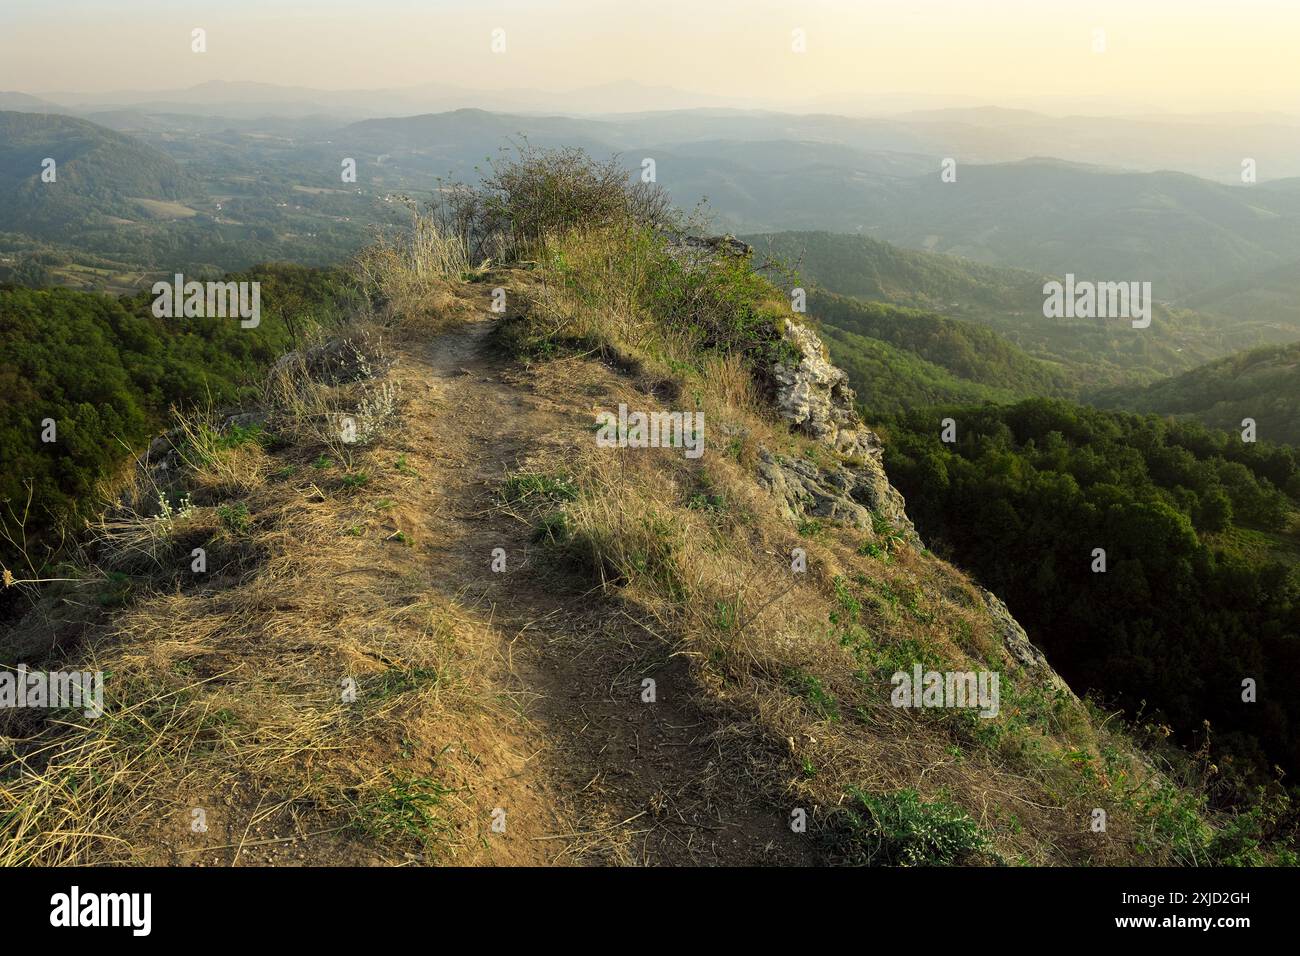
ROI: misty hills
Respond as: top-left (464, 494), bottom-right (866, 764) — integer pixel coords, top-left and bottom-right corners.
top-left (5, 105), bottom-right (1300, 351)
top-left (29, 78), bottom-right (752, 120)
top-left (0, 111), bottom-right (197, 236)
top-left (739, 158), bottom-right (1300, 300)
top-left (1181, 256), bottom-right (1300, 330)
top-left (325, 112), bottom-right (1300, 300)
top-left (861, 160), bottom-right (1300, 299)
top-left (750, 229), bottom-right (1300, 451)
top-left (886, 106), bottom-right (1300, 183)
top-left (747, 228), bottom-right (1045, 315)
top-left (333, 111), bottom-right (1300, 297)
top-left (751, 230), bottom-right (1300, 391)
top-left (11, 82), bottom-right (1300, 180)
top-left (0, 91), bottom-right (64, 112)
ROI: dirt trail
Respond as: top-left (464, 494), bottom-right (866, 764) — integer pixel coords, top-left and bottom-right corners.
top-left (387, 295), bottom-right (815, 865)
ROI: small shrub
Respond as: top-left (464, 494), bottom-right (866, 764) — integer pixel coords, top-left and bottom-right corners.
top-left (830, 788), bottom-right (989, 866)
top-left (350, 774), bottom-right (454, 849)
top-left (216, 502), bottom-right (251, 534)
top-left (503, 471), bottom-right (578, 504)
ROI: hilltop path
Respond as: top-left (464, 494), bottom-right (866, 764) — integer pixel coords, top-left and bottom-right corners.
top-left (380, 294), bottom-right (813, 864)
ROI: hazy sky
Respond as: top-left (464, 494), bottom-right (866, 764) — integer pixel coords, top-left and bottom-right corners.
top-left (3, 0), bottom-right (1298, 114)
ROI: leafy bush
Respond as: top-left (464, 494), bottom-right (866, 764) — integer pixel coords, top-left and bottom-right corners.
top-left (424, 142), bottom-right (676, 264)
top-left (830, 788), bottom-right (990, 866)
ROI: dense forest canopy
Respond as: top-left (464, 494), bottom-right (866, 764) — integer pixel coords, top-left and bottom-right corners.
top-left (0, 265), bottom-right (359, 587)
top-left (882, 398), bottom-right (1300, 785)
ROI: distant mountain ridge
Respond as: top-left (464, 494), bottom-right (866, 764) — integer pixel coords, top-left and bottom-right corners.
top-left (12, 83), bottom-right (1300, 179)
top-left (0, 91), bottom-right (64, 112)
top-left (333, 112), bottom-right (1300, 300)
top-left (3, 108), bottom-right (1299, 347)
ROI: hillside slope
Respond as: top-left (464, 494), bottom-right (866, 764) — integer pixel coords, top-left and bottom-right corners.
top-left (1179, 257), bottom-right (1300, 332)
top-left (0, 110), bottom-right (198, 235)
top-left (3, 226), bottom-right (1276, 865)
top-left (753, 230), bottom-right (1300, 390)
top-left (746, 229), bottom-right (1047, 316)
top-left (1095, 341), bottom-right (1300, 446)
top-left (868, 162), bottom-right (1300, 299)
top-left (806, 289), bottom-right (1070, 407)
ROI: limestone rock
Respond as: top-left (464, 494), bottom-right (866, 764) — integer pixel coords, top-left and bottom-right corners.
top-left (681, 234), bottom-right (752, 258)
top-left (757, 449), bottom-right (917, 538)
top-left (757, 451), bottom-right (873, 529)
top-left (762, 317), bottom-right (916, 540)
top-left (271, 336), bottom-right (375, 385)
top-left (661, 232), bottom-right (752, 272)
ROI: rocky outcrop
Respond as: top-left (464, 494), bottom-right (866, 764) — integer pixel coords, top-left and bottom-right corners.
top-left (661, 232), bottom-right (753, 271)
top-left (758, 313), bottom-right (1078, 689)
top-left (685, 235), bottom-right (1061, 691)
top-left (681, 234), bottom-right (752, 258)
top-left (759, 316), bottom-right (916, 541)
top-left (770, 324), bottom-right (875, 457)
top-left (757, 449), bottom-right (914, 538)
top-left (757, 451), bottom-right (873, 528)
top-left (270, 336), bottom-right (375, 385)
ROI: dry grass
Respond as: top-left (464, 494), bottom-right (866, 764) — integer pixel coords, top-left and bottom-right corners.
top-left (171, 416), bottom-right (270, 499)
top-left (354, 200), bottom-right (476, 336)
top-left (0, 578), bottom-right (509, 864)
top-left (0, 232), bottom-right (1244, 866)
top-left (526, 418), bottom-right (1169, 864)
top-left (493, 233), bottom-right (1212, 866)
top-left (262, 333), bottom-right (400, 467)
top-left (0, 311), bottom-right (527, 866)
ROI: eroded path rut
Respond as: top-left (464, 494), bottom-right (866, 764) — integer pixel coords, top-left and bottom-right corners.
top-left (386, 301), bottom-right (814, 865)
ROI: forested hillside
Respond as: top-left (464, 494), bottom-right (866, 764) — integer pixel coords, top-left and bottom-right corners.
top-left (809, 290), bottom-right (1069, 401)
top-left (862, 162), bottom-right (1300, 300)
top-left (818, 324), bottom-right (1025, 415)
top-left (1180, 265), bottom-right (1300, 339)
top-left (0, 266), bottom-right (359, 588)
top-left (749, 229), bottom-right (1046, 316)
top-left (0, 111), bottom-right (406, 290)
top-left (1094, 343), bottom-right (1300, 446)
top-left (883, 399), bottom-right (1300, 783)
top-left (0, 111), bottom-right (198, 235)
top-left (760, 229), bottom-right (1300, 390)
